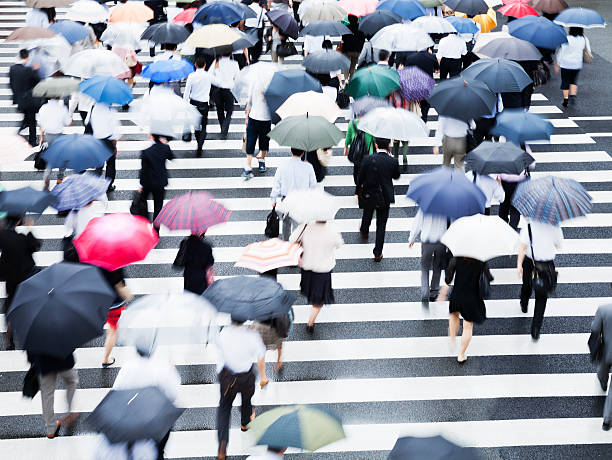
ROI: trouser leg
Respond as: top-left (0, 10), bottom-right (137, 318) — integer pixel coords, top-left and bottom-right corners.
top-left (430, 243), bottom-right (444, 296)
top-left (196, 104), bottom-right (209, 154)
top-left (39, 372), bottom-right (58, 435)
top-left (420, 243), bottom-right (434, 299)
top-left (599, 362), bottom-right (611, 389)
top-left (59, 368), bottom-right (79, 413)
top-left (105, 154), bottom-right (116, 184)
top-left (360, 207), bottom-right (374, 235)
top-left (532, 284), bottom-right (548, 332)
top-left (214, 87), bottom-right (225, 129)
top-left (520, 257), bottom-right (533, 308)
top-left (221, 89), bottom-right (233, 136)
top-left (152, 188), bottom-right (165, 223)
top-left (420, 99), bottom-right (430, 124)
top-left (373, 206), bottom-right (389, 257)
top-left (282, 214), bottom-right (292, 241)
top-left (239, 372), bottom-right (256, 427)
top-left (216, 383), bottom-right (238, 446)
top-left (24, 110), bottom-right (37, 146)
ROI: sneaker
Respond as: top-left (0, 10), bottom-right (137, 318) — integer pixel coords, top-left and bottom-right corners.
top-left (241, 170), bottom-right (254, 181)
top-left (258, 161), bottom-right (266, 173)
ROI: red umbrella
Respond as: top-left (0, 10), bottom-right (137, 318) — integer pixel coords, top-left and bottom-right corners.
top-left (74, 214), bottom-right (159, 271)
top-left (498, 2), bottom-right (539, 18)
top-left (502, 0), bottom-right (529, 4)
top-left (154, 191), bottom-right (231, 234)
top-left (172, 8), bottom-right (197, 24)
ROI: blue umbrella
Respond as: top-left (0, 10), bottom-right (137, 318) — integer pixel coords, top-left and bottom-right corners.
top-left (554, 8), bottom-right (606, 29)
top-left (142, 58), bottom-right (194, 83)
top-left (445, 16), bottom-right (479, 35)
top-left (490, 110), bottom-right (554, 144)
top-left (79, 76), bottom-right (133, 106)
top-left (51, 173), bottom-right (111, 211)
top-left (266, 10), bottom-right (299, 40)
top-left (264, 69), bottom-right (322, 124)
top-left (0, 187), bottom-right (57, 216)
top-left (406, 167), bottom-right (485, 219)
top-left (42, 134), bottom-right (113, 171)
top-left (49, 20), bottom-right (89, 44)
top-left (193, 1), bottom-right (244, 25)
top-left (508, 16), bottom-right (567, 50)
top-left (461, 58), bottom-right (532, 93)
top-left (377, 0), bottom-right (426, 21)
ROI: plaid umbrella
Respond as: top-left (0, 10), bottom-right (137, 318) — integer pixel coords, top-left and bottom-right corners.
top-left (154, 192), bottom-right (231, 234)
top-left (51, 173), bottom-right (110, 211)
top-left (235, 238), bottom-right (303, 273)
top-left (398, 65), bottom-right (435, 102)
top-left (512, 176), bottom-right (592, 225)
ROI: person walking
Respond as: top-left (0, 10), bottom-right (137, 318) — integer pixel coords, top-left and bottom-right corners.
top-left (436, 33), bottom-right (466, 80)
top-left (210, 53), bottom-right (239, 139)
top-left (100, 267), bottom-right (132, 368)
top-left (395, 50), bottom-right (439, 124)
top-left (245, 0), bottom-right (266, 64)
top-left (139, 134), bottom-right (175, 225)
top-left (340, 14), bottom-right (365, 78)
top-left (182, 233), bottom-right (215, 294)
top-left (591, 303), bottom-right (612, 431)
top-left (9, 49), bottom-right (42, 146)
top-left (555, 27), bottom-right (591, 108)
top-left (344, 113), bottom-right (375, 189)
top-left (433, 116), bottom-right (469, 169)
top-left (183, 56), bottom-right (212, 157)
top-left (89, 102), bottom-right (121, 192)
top-left (39, 97), bottom-right (73, 189)
top-left (466, 170), bottom-right (505, 215)
top-left (253, 308), bottom-right (292, 379)
top-left (357, 137), bottom-right (400, 261)
top-left (244, 78), bottom-right (272, 177)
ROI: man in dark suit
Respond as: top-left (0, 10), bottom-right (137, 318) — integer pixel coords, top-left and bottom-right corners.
top-left (357, 137), bottom-right (400, 262)
top-left (9, 49), bottom-right (42, 146)
top-left (591, 303), bottom-right (612, 430)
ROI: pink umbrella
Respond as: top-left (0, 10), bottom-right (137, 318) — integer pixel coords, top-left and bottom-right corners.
top-left (73, 213), bottom-right (159, 271)
top-left (172, 8), bottom-right (197, 24)
top-left (338, 0), bottom-right (377, 16)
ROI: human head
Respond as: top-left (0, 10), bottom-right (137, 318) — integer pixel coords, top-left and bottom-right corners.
top-left (375, 137), bottom-right (391, 151)
top-left (194, 56), bottom-right (206, 69)
top-left (19, 49), bottom-right (29, 61)
top-left (5, 215), bottom-right (23, 229)
top-left (290, 148), bottom-right (305, 157)
top-left (569, 27), bottom-right (584, 37)
top-left (378, 49), bottom-right (390, 62)
top-left (163, 43), bottom-right (178, 51)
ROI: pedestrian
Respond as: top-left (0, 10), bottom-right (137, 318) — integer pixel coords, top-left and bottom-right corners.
top-left (245, 0), bottom-right (266, 64)
top-left (9, 49), bottom-right (42, 146)
top-left (465, 171), bottom-right (505, 215)
top-left (216, 315), bottom-right (267, 460)
top-left (473, 94), bottom-right (502, 145)
top-left (244, 78), bottom-right (272, 178)
top-left (292, 221), bottom-right (343, 333)
top-left (253, 308), bottom-right (292, 379)
top-left (357, 38), bottom-right (380, 69)
top-left (38, 97), bottom-right (72, 148)
top-left (183, 56), bottom-right (212, 157)
top-left (89, 102), bottom-right (121, 192)
top-left (182, 233), bottom-right (215, 295)
top-left (268, 26), bottom-right (286, 64)
top-left (432, 116), bottom-right (469, 170)
top-left (436, 33), bottom-right (467, 80)
top-left (341, 14), bottom-right (366, 78)
top-left (517, 219), bottom-right (563, 340)
top-left (100, 267), bottom-right (132, 368)
top-left (68, 90), bottom-right (95, 135)
top-left (210, 53), bottom-right (239, 139)
top-left (555, 27), bottom-right (591, 108)
top-left (139, 133), bottom-right (175, 225)
top-left (246, 446), bottom-right (287, 459)
top-left (497, 157), bottom-right (534, 231)
top-left (270, 148), bottom-right (317, 240)
top-left (25, 7), bottom-right (50, 28)
top-left (63, 197), bottom-right (105, 262)
top-left (356, 137), bottom-right (400, 262)
top-left (344, 113), bottom-right (375, 189)
top-left (394, 50), bottom-right (439, 123)
top-left (590, 303), bottom-right (612, 431)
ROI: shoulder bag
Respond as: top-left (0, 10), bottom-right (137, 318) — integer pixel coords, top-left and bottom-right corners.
top-left (527, 224), bottom-right (558, 295)
top-left (583, 47), bottom-right (593, 64)
top-left (129, 190), bottom-right (148, 218)
top-left (276, 41), bottom-right (298, 58)
top-left (22, 365), bottom-right (39, 399)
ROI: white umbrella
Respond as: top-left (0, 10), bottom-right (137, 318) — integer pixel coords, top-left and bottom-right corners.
top-left (62, 49), bottom-right (129, 78)
top-left (277, 91), bottom-right (341, 123)
top-left (358, 107), bottom-right (428, 142)
top-left (441, 214), bottom-right (520, 262)
top-left (371, 23), bottom-right (434, 52)
top-left (231, 61), bottom-right (279, 105)
top-left (26, 36), bottom-right (72, 78)
top-left (472, 30), bottom-right (512, 54)
top-left (300, 0), bottom-right (347, 22)
top-left (276, 189), bottom-right (340, 223)
top-left (65, 0), bottom-right (110, 24)
top-left (412, 16), bottom-right (457, 34)
top-left (0, 135), bottom-right (33, 165)
top-left (100, 22), bottom-right (147, 49)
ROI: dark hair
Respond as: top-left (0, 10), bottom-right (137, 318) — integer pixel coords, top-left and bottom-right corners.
top-left (378, 49), bottom-right (390, 61)
top-left (19, 49), bottom-right (29, 60)
top-left (5, 215), bottom-right (23, 229)
top-left (316, 73), bottom-right (331, 86)
top-left (162, 43), bottom-right (177, 51)
top-left (322, 39), bottom-right (333, 50)
top-left (291, 148), bottom-right (305, 156)
top-left (569, 27), bottom-right (584, 37)
top-left (375, 137), bottom-right (391, 150)
top-left (194, 56), bottom-right (206, 69)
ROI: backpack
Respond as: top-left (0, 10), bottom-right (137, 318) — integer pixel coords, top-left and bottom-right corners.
top-left (347, 123), bottom-right (369, 166)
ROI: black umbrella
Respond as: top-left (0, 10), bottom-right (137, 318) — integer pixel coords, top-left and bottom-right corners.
top-left (443, 0), bottom-right (489, 16)
top-left (303, 49), bottom-right (351, 73)
top-left (0, 186), bottom-right (57, 216)
top-left (7, 262), bottom-right (116, 358)
top-left (232, 28), bottom-right (259, 51)
top-left (388, 435), bottom-right (481, 459)
top-left (358, 10), bottom-right (402, 37)
top-left (87, 386), bottom-right (184, 443)
top-left (266, 10), bottom-right (299, 40)
top-left (428, 77), bottom-right (496, 121)
top-left (461, 58), bottom-right (532, 93)
top-left (300, 20), bottom-right (351, 37)
top-left (264, 68), bottom-right (322, 123)
top-left (203, 275), bottom-right (295, 321)
top-left (465, 141), bottom-right (535, 175)
top-left (141, 22), bottom-right (190, 44)
top-left (395, 50), bottom-right (438, 76)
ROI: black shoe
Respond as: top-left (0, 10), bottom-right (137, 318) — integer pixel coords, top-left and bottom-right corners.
top-left (306, 325), bottom-right (314, 334)
top-left (603, 422), bottom-right (611, 431)
top-left (530, 327), bottom-right (540, 341)
top-left (429, 293), bottom-right (438, 302)
top-left (374, 254), bottom-right (383, 262)
top-left (196, 149), bottom-right (202, 158)
top-left (520, 302), bottom-right (528, 313)
top-left (600, 379), bottom-right (608, 392)
top-left (106, 184), bottom-right (116, 193)
top-left (359, 231), bottom-right (369, 241)
top-left (562, 98), bottom-right (568, 107)
top-left (421, 297), bottom-right (429, 308)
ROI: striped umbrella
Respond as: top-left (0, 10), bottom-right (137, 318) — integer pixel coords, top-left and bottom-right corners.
top-left (154, 192), bottom-right (231, 234)
top-left (235, 238), bottom-right (303, 273)
top-left (51, 173), bottom-right (110, 211)
top-left (398, 65), bottom-right (435, 102)
top-left (512, 176), bottom-right (592, 225)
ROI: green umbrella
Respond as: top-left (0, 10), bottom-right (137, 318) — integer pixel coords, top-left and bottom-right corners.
top-left (268, 114), bottom-right (344, 152)
top-left (33, 77), bottom-right (80, 98)
top-left (248, 405), bottom-right (345, 451)
top-left (418, 0), bottom-right (444, 7)
top-left (345, 65), bottom-right (400, 98)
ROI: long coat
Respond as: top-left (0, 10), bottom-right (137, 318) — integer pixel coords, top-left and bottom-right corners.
top-left (183, 235), bottom-right (214, 295)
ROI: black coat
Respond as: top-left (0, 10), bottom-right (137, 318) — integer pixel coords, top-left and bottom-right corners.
top-left (139, 142), bottom-right (174, 190)
top-left (27, 351), bottom-right (75, 376)
top-left (0, 229), bottom-right (40, 296)
top-left (356, 150), bottom-right (400, 206)
top-left (8, 63), bottom-right (41, 111)
top-left (183, 235), bottom-right (214, 295)
top-left (445, 257), bottom-right (493, 324)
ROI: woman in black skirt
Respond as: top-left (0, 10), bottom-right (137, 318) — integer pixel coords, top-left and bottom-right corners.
top-left (182, 233), bottom-right (215, 295)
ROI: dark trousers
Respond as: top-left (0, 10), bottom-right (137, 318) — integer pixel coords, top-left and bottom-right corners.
top-left (439, 57), bottom-right (462, 80)
top-left (248, 28), bottom-right (264, 63)
top-left (499, 181), bottom-right (520, 230)
top-left (217, 368), bottom-right (255, 449)
top-left (419, 99), bottom-right (430, 124)
top-left (473, 117), bottom-right (496, 145)
top-left (190, 100), bottom-right (209, 156)
top-left (360, 205), bottom-right (390, 257)
top-left (520, 257), bottom-right (549, 333)
top-left (79, 110), bottom-right (93, 134)
top-left (233, 53), bottom-right (248, 69)
top-left (212, 86), bottom-right (234, 138)
top-left (141, 187), bottom-right (165, 223)
top-left (20, 110), bottom-right (37, 146)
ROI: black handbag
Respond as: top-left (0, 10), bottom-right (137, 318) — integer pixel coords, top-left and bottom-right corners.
top-left (336, 90), bottom-right (350, 109)
top-left (265, 209), bottom-right (280, 238)
top-left (588, 331), bottom-right (604, 362)
top-left (172, 238), bottom-right (187, 269)
top-left (22, 365), bottom-right (40, 399)
top-left (34, 144), bottom-right (48, 171)
top-left (129, 191), bottom-right (148, 218)
top-left (62, 236), bottom-right (79, 263)
top-left (479, 269), bottom-right (490, 299)
top-left (527, 224), bottom-right (558, 295)
top-left (276, 41), bottom-right (298, 58)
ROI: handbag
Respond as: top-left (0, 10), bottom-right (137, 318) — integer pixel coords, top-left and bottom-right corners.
top-left (34, 144), bottom-right (48, 171)
top-left (276, 41), bottom-right (298, 58)
top-left (182, 132), bottom-right (192, 142)
top-left (527, 224), bottom-right (558, 296)
top-left (129, 191), bottom-right (148, 218)
top-left (479, 269), bottom-right (490, 299)
top-left (173, 238), bottom-right (188, 269)
top-left (336, 90), bottom-right (350, 109)
top-left (265, 209), bottom-right (280, 238)
top-left (22, 365), bottom-right (39, 399)
top-left (583, 48), bottom-right (594, 64)
top-left (588, 331), bottom-right (604, 362)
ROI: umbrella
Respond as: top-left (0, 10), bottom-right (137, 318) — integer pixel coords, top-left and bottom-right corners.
top-left (406, 167), bottom-right (486, 219)
top-left (474, 36), bottom-right (542, 61)
top-left (464, 141), bottom-right (535, 175)
top-left (184, 24), bottom-right (242, 52)
top-left (109, 1), bottom-right (154, 22)
top-left (371, 23), bottom-right (434, 52)
top-left (33, 77), bottom-right (80, 98)
top-left (490, 109), bottom-right (554, 144)
top-left (377, 0), bottom-right (426, 21)
top-left (398, 65), bottom-right (435, 101)
top-left (277, 91), bottom-right (341, 122)
top-left (264, 69), bottom-right (323, 123)
top-left (193, 1), bottom-right (245, 25)
top-left (498, 2), bottom-right (538, 18)
top-left (418, 0), bottom-right (445, 6)
top-left (87, 387), bottom-right (184, 443)
top-left (203, 275), bottom-right (295, 321)
top-left (428, 78), bottom-right (496, 121)
top-left (303, 49), bottom-right (351, 73)
top-left (531, 0), bottom-right (568, 15)
top-left (100, 22), bottom-right (147, 49)
top-left (464, 8), bottom-right (497, 33)
top-left (445, 16), bottom-right (479, 34)
top-left (512, 176), bottom-right (592, 225)
top-left (461, 58), bottom-right (532, 93)
top-left (142, 58), bottom-right (194, 83)
top-left (0, 135), bottom-right (33, 164)
top-left (141, 22), bottom-right (190, 44)
top-left (300, 20), bottom-right (351, 37)
top-left (79, 75), bottom-right (134, 106)
top-left (275, 189), bottom-right (340, 223)
top-left (249, 406), bottom-right (345, 451)
top-left (173, 7), bottom-right (197, 24)
top-left (267, 10), bottom-right (299, 40)
top-left (63, 49), bottom-right (129, 78)
top-left (49, 20), bottom-right (89, 44)
top-left (412, 15), bottom-right (457, 33)
top-left (344, 65), bottom-right (400, 98)
top-left (65, 0), bottom-right (110, 23)
top-left (395, 50), bottom-right (439, 74)
top-left (300, 0), bottom-right (348, 22)
top-left (359, 107), bottom-right (429, 141)
top-left (7, 262), bottom-right (115, 357)
top-left (235, 238), bottom-right (303, 273)
top-left (268, 114), bottom-right (344, 151)
top-left (554, 8), bottom-right (606, 29)
top-left (5, 27), bottom-right (56, 41)
top-left (337, 0), bottom-right (378, 16)
top-left (153, 191), bottom-right (231, 234)
top-left (0, 187), bottom-right (57, 215)
top-left (26, 0), bottom-right (75, 6)
top-left (358, 11), bottom-right (403, 36)
top-left (444, 0), bottom-right (489, 16)
top-left (389, 435), bottom-right (481, 460)
top-left (26, 36), bottom-right (72, 79)
top-left (351, 96), bottom-right (390, 117)
top-left (50, 173), bottom-right (110, 211)
top-left (508, 16), bottom-right (567, 50)
top-left (231, 29), bottom-right (259, 52)
top-left (42, 134), bottom-right (113, 171)
top-left (232, 61), bottom-right (280, 105)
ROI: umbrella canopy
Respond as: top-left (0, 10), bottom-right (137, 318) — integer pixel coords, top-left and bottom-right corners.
top-left (63, 49), bottom-right (129, 78)
top-left (418, 0), bottom-right (445, 6)
top-left (173, 7), bottom-right (197, 24)
top-left (100, 22), bottom-right (147, 49)
top-left (7, 262), bottom-right (115, 357)
top-left (444, 0), bottom-right (489, 16)
top-left (87, 387), bottom-right (184, 443)
top-left (232, 61), bottom-right (280, 105)
top-left (554, 8), bottom-right (606, 29)
top-left (184, 24), bottom-right (242, 52)
top-left (300, 0), bottom-right (348, 22)
top-left (531, 0), bottom-right (568, 15)
top-left (141, 22), bottom-right (190, 44)
top-left (73, 214), bottom-right (160, 270)
top-left (359, 10), bottom-right (403, 36)
top-left (395, 50), bottom-right (439, 74)
top-left (235, 238), bottom-right (303, 273)
top-left (142, 58), bottom-right (194, 83)
top-left (79, 75), bottom-right (134, 105)
top-left (406, 167), bottom-right (486, 219)
top-left (498, 2), bottom-right (538, 18)
top-left (203, 275), bottom-right (295, 321)
top-left (474, 36), bottom-right (542, 61)
top-left (231, 29), bottom-right (259, 51)
top-left (0, 187), bottom-right (57, 216)
top-left (51, 173), bottom-right (110, 211)
top-left (42, 134), bottom-right (113, 171)
top-left (490, 109), bottom-right (554, 144)
top-left (377, 0), bottom-right (426, 20)
top-left (300, 20), bottom-right (351, 36)
top-left (49, 20), bottom-right (89, 44)
top-left (512, 176), bottom-right (592, 225)
top-left (153, 191), bottom-right (231, 234)
top-left (109, 1), bottom-right (154, 22)
top-left (277, 91), bottom-right (341, 122)
top-left (428, 77), bottom-right (496, 121)
top-left (193, 1), bottom-right (245, 25)
top-left (398, 65), bottom-right (435, 101)
top-left (445, 15), bottom-right (479, 34)
top-left (26, 0), bottom-right (75, 6)
top-left (6, 27), bottom-right (56, 41)
top-left (412, 15), bottom-right (457, 33)
top-left (352, 96), bottom-right (390, 117)
top-left (464, 8), bottom-right (497, 33)
top-left (275, 189), bottom-right (340, 223)
top-left (26, 36), bottom-right (72, 79)
top-left (338, 0), bottom-right (378, 16)
top-left (249, 406), bottom-right (345, 451)
top-left (508, 16), bottom-right (567, 49)
top-left (65, 0), bottom-right (110, 23)
top-left (389, 435), bottom-right (482, 460)
top-left (0, 135), bottom-right (33, 164)
top-left (461, 58), bottom-right (532, 93)
top-left (33, 77), bottom-right (80, 98)
top-left (303, 49), bottom-right (351, 73)
top-left (371, 23), bottom-right (434, 52)
top-left (264, 69), bottom-right (323, 123)
top-left (267, 10), bottom-right (299, 39)
top-left (359, 107), bottom-right (429, 141)
top-left (465, 141), bottom-right (535, 175)
top-left (345, 65), bottom-right (400, 98)
top-left (268, 114), bottom-right (344, 151)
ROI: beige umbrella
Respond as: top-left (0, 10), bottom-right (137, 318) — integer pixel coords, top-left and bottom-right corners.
top-left (0, 135), bottom-right (33, 165)
top-left (300, 0), bottom-right (348, 22)
top-left (276, 91), bottom-right (341, 123)
top-left (5, 27), bottom-right (56, 42)
top-left (33, 77), bottom-right (80, 98)
top-left (26, 0), bottom-right (75, 7)
top-left (184, 24), bottom-right (242, 51)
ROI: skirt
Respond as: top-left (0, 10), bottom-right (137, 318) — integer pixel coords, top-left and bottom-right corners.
top-left (300, 269), bottom-right (334, 306)
top-left (253, 322), bottom-right (283, 351)
top-left (106, 304), bottom-right (126, 329)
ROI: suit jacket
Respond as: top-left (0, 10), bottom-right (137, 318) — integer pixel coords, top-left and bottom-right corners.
top-left (0, 229), bottom-right (40, 295)
top-left (357, 150), bottom-right (400, 206)
top-left (8, 63), bottom-right (41, 110)
top-left (592, 304), bottom-right (612, 365)
top-left (139, 142), bottom-right (175, 190)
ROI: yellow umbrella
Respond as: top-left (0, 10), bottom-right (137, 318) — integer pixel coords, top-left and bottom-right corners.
top-left (109, 2), bottom-right (154, 23)
top-left (184, 24), bottom-right (242, 51)
top-left (455, 8), bottom-right (497, 33)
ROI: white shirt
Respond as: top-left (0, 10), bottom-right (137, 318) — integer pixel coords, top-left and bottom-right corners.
top-left (556, 35), bottom-right (590, 70)
top-left (245, 3), bottom-right (265, 28)
top-left (216, 325), bottom-right (266, 374)
top-left (69, 92), bottom-right (95, 115)
top-left (303, 35), bottom-right (324, 55)
top-left (409, 209), bottom-right (448, 244)
top-left (434, 116), bottom-right (469, 145)
top-left (25, 9), bottom-right (49, 28)
top-left (96, 436), bottom-right (156, 460)
top-left (291, 223), bottom-right (344, 273)
top-left (89, 103), bottom-right (121, 140)
top-left (113, 354), bottom-right (182, 402)
top-left (436, 34), bottom-right (467, 60)
top-left (519, 220), bottom-right (563, 261)
top-left (465, 171), bottom-right (505, 207)
top-left (270, 156), bottom-right (317, 201)
top-left (38, 99), bottom-right (72, 134)
top-left (183, 68), bottom-right (212, 103)
top-left (210, 57), bottom-right (240, 89)
top-left (322, 85), bottom-right (337, 101)
top-left (247, 84), bottom-right (271, 121)
top-left (153, 50), bottom-right (177, 62)
top-left (64, 204), bottom-right (100, 238)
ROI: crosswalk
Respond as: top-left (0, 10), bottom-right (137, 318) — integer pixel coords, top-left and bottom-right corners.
top-left (1, 2), bottom-right (612, 459)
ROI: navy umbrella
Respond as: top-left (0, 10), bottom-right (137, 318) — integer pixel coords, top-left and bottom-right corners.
top-left (395, 50), bottom-right (438, 76)
top-left (49, 20), bottom-right (89, 44)
top-left (193, 1), bottom-right (251, 25)
top-left (232, 29), bottom-right (259, 51)
top-left (389, 435), bottom-right (481, 460)
top-left (267, 10), bottom-right (299, 40)
top-left (465, 141), bottom-right (535, 175)
top-left (358, 10), bottom-right (402, 37)
top-left (0, 186), bottom-right (57, 215)
top-left (264, 69), bottom-right (322, 123)
top-left (141, 22), bottom-right (190, 44)
top-left (7, 262), bottom-right (116, 357)
top-left (303, 49), bottom-right (351, 73)
top-left (474, 37), bottom-right (542, 61)
top-left (377, 0), bottom-right (426, 21)
top-left (203, 275), bottom-right (295, 321)
top-left (42, 134), bottom-right (113, 171)
top-left (490, 109), bottom-right (554, 144)
top-left (443, 0), bottom-right (488, 16)
top-left (508, 16), bottom-right (567, 50)
top-left (554, 8), bottom-right (606, 29)
top-left (461, 58), bottom-right (532, 93)
top-left (300, 20), bottom-right (351, 37)
top-left (428, 77), bottom-right (496, 122)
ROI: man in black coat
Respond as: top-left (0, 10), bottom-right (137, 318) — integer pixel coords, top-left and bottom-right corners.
top-left (139, 134), bottom-right (175, 224)
top-left (357, 137), bottom-right (400, 262)
top-left (9, 49), bottom-right (42, 146)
